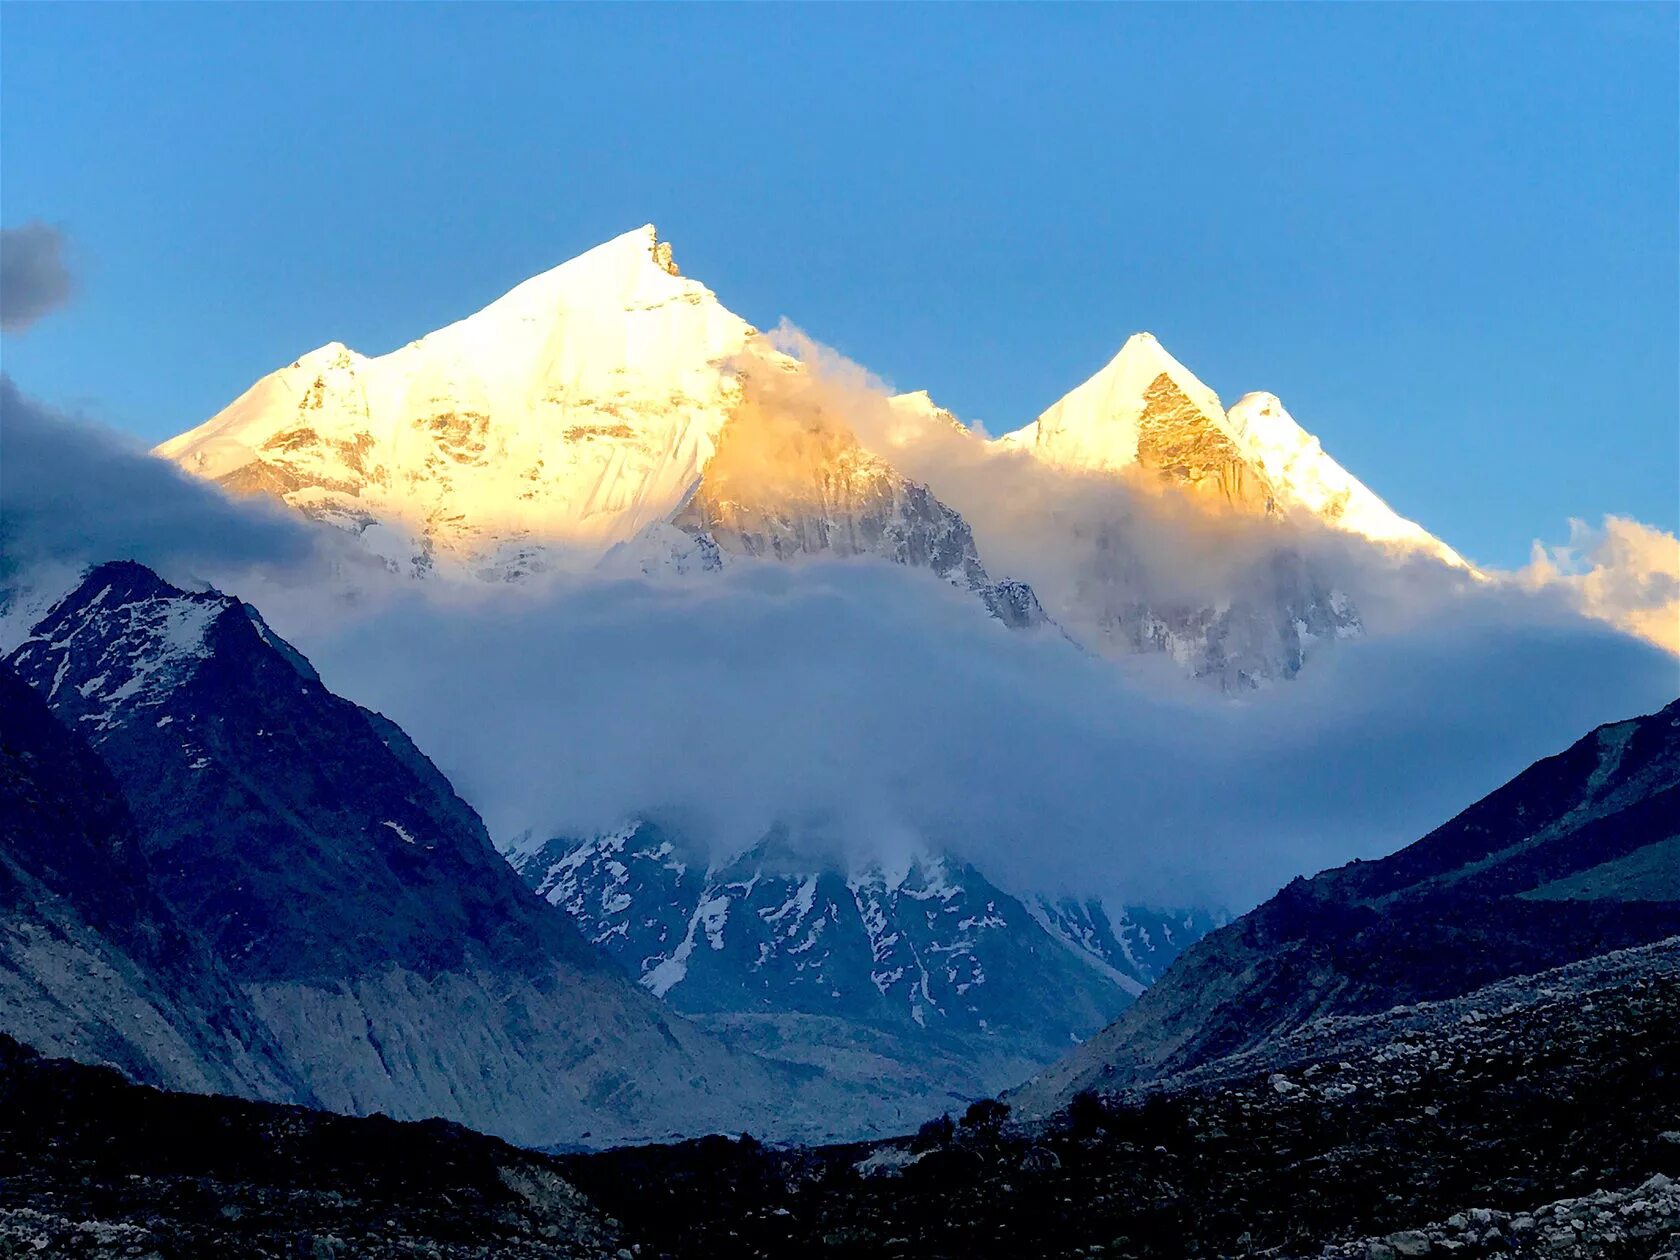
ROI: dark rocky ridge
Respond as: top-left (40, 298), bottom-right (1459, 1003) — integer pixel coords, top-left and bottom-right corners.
top-left (1013, 695), bottom-right (1680, 1115)
top-left (0, 665), bottom-right (302, 1101)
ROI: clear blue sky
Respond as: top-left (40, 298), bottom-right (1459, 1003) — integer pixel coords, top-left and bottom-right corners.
top-left (2, 3), bottom-right (1674, 568)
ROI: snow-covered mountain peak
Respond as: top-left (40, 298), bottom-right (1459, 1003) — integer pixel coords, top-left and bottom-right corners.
top-left (156, 224), bottom-right (760, 578)
top-left (1002, 332), bottom-right (1229, 478)
top-left (1001, 335), bottom-right (1466, 565)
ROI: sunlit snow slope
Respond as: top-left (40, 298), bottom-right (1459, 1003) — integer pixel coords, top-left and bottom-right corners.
top-left (1001, 333), bottom-right (1467, 567)
top-left (158, 226), bottom-right (754, 580)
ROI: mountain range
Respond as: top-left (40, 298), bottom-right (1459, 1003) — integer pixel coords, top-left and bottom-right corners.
top-left (509, 822), bottom-right (1216, 1104)
top-left (1, 224), bottom-right (1672, 1251)
top-left (155, 223), bottom-right (1464, 685)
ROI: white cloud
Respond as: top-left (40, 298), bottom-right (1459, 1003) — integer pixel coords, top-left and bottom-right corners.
top-left (1518, 516), bottom-right (1680, 655)
top-left (267, 553), bottom-right (1674, 915)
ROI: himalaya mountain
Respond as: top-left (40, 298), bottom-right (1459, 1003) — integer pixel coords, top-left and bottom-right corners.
top-left (1, 560), bottom-right (878, 1147)
top-left (1000, 332), bottom-right (1464, 567)
top-left (1011, 695), bottom-right (1680, 1119)
top-left (152, 226), bottom-right (1043, 630)
top-left (507, 823), bottom-right (1216, 1103)
top-left (155, 224), bottom-right (1465, 685)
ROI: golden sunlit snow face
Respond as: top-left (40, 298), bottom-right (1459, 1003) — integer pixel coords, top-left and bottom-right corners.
top-left (148, 225), bottom-right (1676, 659)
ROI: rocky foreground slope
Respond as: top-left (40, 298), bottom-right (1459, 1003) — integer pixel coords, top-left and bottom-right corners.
top-left (6, 937), bottom-right (1671, 1258)
top-left (562, 939), bottom-right (1680, 1259)
top-left (0, 1035), bottom-right (619, 1259)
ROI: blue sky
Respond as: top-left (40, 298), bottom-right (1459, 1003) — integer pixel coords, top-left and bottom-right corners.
top-left (2, 3), bottom-right (1674, 569)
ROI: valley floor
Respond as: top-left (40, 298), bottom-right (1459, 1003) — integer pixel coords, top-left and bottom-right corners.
top-left (562, 940), bottom-right (1680, 1259)
top-left (2, 941), bottom-right (1676, 1260)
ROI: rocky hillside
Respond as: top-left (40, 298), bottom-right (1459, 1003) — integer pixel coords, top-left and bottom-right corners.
top-left (3, 561), bottom-right (829, 1148)
top-left (1012, 695), bottom-right (1680, 1116)
top-left (562, 938), bottom-right (1680, 1258)
top-left (0, 1035), bottom-right (619, 1259)
top-left (0, 666), bottom-right (302, 1103)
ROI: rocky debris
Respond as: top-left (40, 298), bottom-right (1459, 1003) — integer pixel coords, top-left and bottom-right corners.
top-left (1329, 1174), bottom-right (1680, 1258)
top-left (0, 1035), bottom-right (620, 1259)
top-left (561, 938), bottom-right (1680, 1258)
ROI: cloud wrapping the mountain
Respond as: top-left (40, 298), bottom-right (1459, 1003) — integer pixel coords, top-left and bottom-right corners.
top-left (0, 224), bottom-right (74, 333)
top-left (2, 342), bottom-right (1673, 916)
top-left (764, 325), bottom-right (1680, 660)
top-left (279, 554), bottom-right (1675, 914)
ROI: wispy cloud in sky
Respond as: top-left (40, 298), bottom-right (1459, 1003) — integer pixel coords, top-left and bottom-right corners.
top-left (0, 224), bottom-right (74, 333)
top-left (1519, 516), bottom-right (1680, 655)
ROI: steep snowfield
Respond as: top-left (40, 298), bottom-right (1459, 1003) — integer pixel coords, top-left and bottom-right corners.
top-left (1224, 390), bottom-right (1468, 567)
top-left (157, 226), bottom-right (756, 578)
top-left (1002, 333), bottom-right (1466, 565)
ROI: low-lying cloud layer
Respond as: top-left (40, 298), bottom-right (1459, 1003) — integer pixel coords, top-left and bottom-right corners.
top-left (0, 224), bottom-right (74, 333)
top-left (284, 556), bottom-right (1671, 913)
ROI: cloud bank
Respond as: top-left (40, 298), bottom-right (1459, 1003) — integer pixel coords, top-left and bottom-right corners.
top-left (282, 556), bottom-right (1673, 914)
top-left (0, 224), bottom-right (74, 333)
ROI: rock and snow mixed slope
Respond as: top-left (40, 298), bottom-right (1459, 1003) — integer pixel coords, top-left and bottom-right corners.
top-left (2, 561), bottom-right (858, 1147)
top-left (508, 822), bottom-right (1213, 1104)
top-left (1001, 332), bottom-right (1466, 567)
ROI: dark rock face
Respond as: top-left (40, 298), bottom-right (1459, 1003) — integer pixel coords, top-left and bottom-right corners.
top-left (0, 1035), bottom-right (618, 1259)
top-left (6, 560), bottom-right (602, 984)
top-left (3, 561), bottom-right (814, 1147)
top-left (0, 665), bottom-right (301, 1101)
top-left (560, 939), bottom-right (1680, 1259)
top-left (1014, 697), bottom-right (1680, 1114)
